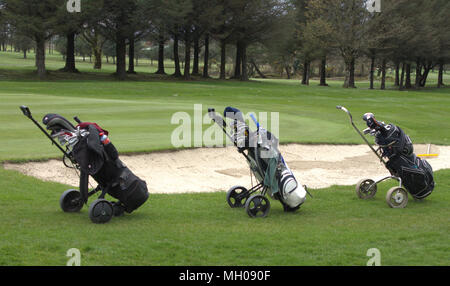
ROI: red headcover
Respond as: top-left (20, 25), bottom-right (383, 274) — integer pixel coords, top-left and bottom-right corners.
top-left (77, 122), bottom-right (109, 135)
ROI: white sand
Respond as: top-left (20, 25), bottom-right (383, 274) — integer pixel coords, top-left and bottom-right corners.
top-left (4, 144), bottom-right (449, 194)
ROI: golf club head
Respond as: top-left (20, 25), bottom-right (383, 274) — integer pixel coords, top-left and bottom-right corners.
top-left (20, 105), bottom-right (32, 118)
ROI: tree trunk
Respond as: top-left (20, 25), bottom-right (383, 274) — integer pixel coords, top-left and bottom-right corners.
top-left (285, 66), bottom-right (291, 79)
top-left (405, 64), bottom-right (411, 89)
top-left (173, 34), bottom-right (182, 77)
top-left (250, 58), bottom-right (266, 79)
top-left (319, 56), bottom-right (328, 86)
top-left (344, 58), bottom-right (356, 88)
top-left (220, 39), bottom-right (226, 80)
top-left (380, 59), bottom-right (386, 90)
top-left (399, 63), bottom-right (405, 90)
top-left (155, 34), bottom-right (166, 74)
top-left (233, 41), bottom-right (242, 79)
top-left (348, 58), bottom-right (356, 88)
top-left (394, 63), bottom-right (400, 86)
top-left (35, 37), bottom-right (46, 79)
top-left (240, 43), bottom-right (248, 81)
top-left (420, 62), bottom-right (432, 87)
top-left (93, 46), bottom-right (102, 69)
top-left (62, 32), bottom-right (78, 73)
top-left (369, 56), bottom-right (375, 89)
top-left (301, 60), bottom-right (309, 85)
top-left (202, 33), bottom-right (209, 78)
top-left (437, 62), bottom-right (444, 88)
top-left (183, 34), bottom-right (191, 80)
top-left (115, 35), bottom-right (127, 80)
top-left (415, 59), bottom-right (422, 88)
top-left (192, 33), bottom-right (200, 75)
top-left (127, 37), bottom-right (136, 74)
top-left (23, 50), bottom-right (27, 59)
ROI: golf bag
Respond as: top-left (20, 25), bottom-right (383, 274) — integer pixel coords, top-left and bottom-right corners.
top-left (370, 120), bottom-right (435, 199)
top-left (21, 105), bottom-right (148, 223)
top-left (211, 107), bottom-right (307, 217)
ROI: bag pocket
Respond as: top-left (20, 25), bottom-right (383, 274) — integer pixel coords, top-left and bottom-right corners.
top-left (401, 166), bottom-right (428, 197)
top-left (118, 169), bottom-right (149, 213)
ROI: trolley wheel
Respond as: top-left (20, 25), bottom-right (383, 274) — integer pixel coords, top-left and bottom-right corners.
top-left (88, 199), bottom-right (114, 224)
top-left (245, 194), bottom-right (270, 218)
top-left (59, 189), bottom-right (83, 213)
top-left (386, 187), bottom-right (409, 208)
top-left (226, 186), bottom-right (249, 208)
top-left (355, 179), bottom-right (377, 199)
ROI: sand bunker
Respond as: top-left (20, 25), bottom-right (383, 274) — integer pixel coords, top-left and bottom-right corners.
top-left (4, 144), bottom-right (450, 194)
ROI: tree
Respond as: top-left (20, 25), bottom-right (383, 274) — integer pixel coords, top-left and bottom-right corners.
top-left (54, 1), bottom-right (89, 73)
top-left (304, 0), bottom-right (335, 86)
top-left (262, 6), bottom-right (297, 79)
top-left (13, 33), bottom-right (33, 59)
top-left (228, 0), bottom-right (285, 81)
top-left (292, 0), bottom-right (311, 85)
top-left (210, 0), bottom-right (235, 79)
top-left (100, 0), bottom-right (143, 80)
top-left (80, 0), bottom-right (108, 70)
top-left (4, 0), bottom-right (60, 78)
top-left (319, 0), bottom-right (370, 88)
top-left (161, 0), bottom-right (193, 78)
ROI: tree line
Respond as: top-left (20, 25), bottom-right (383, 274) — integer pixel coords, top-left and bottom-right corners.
top-left (0, 0), bottom-right (448, 89)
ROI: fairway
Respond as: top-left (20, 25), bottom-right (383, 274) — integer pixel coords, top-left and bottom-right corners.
top-left (1, 52), bottom-right (450, 266)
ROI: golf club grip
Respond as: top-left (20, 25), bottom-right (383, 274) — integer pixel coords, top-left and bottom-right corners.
top-left (20, 105), bottom-right (32, 118)
top-left (74, 116), bottom-right (82, 124)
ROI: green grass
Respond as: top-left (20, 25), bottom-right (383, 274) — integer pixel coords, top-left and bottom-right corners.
top-left (1, 51), bottom-right (449, 162)
top-left (0, 166), bottom-right (448, 266)
top-left (0, 51), bottom-right (449, 266)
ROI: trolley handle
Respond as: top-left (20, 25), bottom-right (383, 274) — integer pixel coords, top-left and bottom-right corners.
top-left (337, 105), bottom-right (387, 165)
top-left (20, 105), bottom-right (32, 118)
top-left (19, 105), bottom-right (73, 160)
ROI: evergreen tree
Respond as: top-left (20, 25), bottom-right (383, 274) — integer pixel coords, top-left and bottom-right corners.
top-left (4, 0), bottom-right (60, 78)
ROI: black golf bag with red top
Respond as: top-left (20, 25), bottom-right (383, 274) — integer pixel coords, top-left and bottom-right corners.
top-left (22, 106), bottom-right (148, 223)
top-left (69, 122), bottom-right (149, 214)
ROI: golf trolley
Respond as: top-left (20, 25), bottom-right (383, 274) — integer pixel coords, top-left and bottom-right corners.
top-left (208, 107), bottom-right (309, 218)
top-left (20, 106), bottom-right (149, 223)
top-left (337, 105), bottom-right (434, 208)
